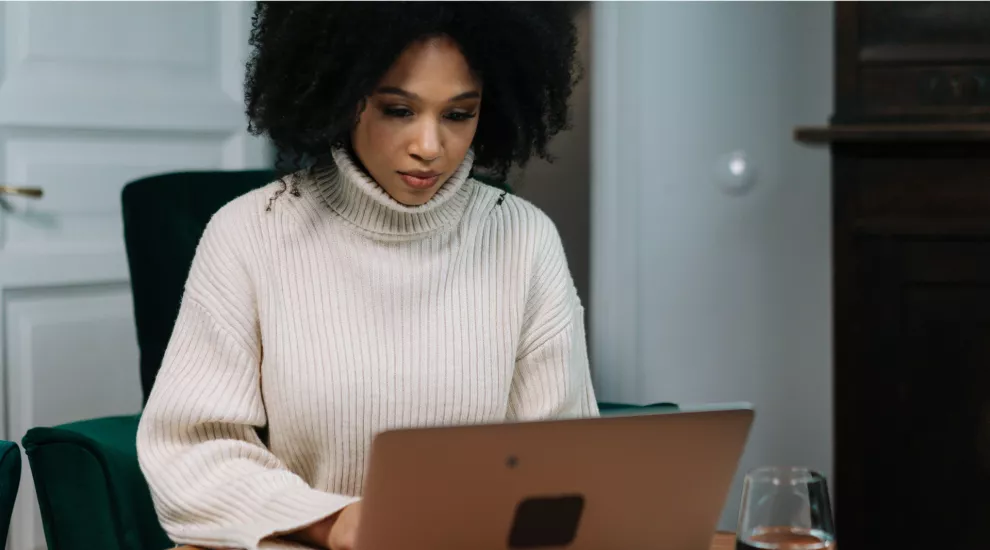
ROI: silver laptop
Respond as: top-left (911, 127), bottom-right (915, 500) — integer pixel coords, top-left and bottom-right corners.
top-left (356, 406), bottom-right (754, 550)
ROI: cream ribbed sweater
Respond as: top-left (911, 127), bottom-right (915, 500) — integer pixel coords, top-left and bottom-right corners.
top-left (136, 149), bottom-right (598, 550)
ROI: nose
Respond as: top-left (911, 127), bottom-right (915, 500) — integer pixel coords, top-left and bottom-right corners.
top-left (408, 119), bottom-right (442, 163)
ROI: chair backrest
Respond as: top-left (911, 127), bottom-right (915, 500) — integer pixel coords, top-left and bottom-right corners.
top-left (122, 170), bottom-right (275, 403)
top-left (0, 440), bottom-right (21, 546)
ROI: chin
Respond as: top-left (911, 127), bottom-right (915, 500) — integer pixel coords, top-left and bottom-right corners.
top-left (397, 194), bottom-right (432, 207)
top-left (388, 186), bottom-right (436, 207)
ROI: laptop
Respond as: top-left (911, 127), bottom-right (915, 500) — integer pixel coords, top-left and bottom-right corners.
top-left (356, 406), bottom-right (754, 550)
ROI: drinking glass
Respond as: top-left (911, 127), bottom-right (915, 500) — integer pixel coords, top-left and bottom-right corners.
top-left (736, 466), bottom-right (836, 550)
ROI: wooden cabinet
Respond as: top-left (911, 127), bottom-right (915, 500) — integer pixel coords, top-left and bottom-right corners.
top-left (800, 4), bottom-right (990, 550)
top-left (831, 143), bottom-right (990, 550)
top-left (834, 2), bottom-right (990, 123)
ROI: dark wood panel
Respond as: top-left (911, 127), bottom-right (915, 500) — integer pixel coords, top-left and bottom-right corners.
top-left (835, 2), bottom-right (990, 123)
top-left (840, 234), bottom-right (990, 550)
top-left (902, 241), bottom-right (990, 282)
top-left (824, 4), bottom-right (990, 550)
top-left (860, 66), bottom-right (990, 115)
top-left (831, 150), bottom-right (867, 550)
top-left (858, 2), bottom-right (990, 53)
top-left (795, 124), bottom-right (990, 144)
top-left (850, 150), bottom-right (990, 224)
top-left (899, 284), bottom-right (990, 550)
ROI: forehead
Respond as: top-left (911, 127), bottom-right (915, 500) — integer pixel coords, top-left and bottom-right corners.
top-left (377, 35), bottom-right (480, 97)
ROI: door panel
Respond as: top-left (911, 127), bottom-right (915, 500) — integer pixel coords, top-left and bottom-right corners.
top-left (8, 286), bottom-right (142, 427)
top-left (0, 2), bottom-right (269, 549)
top-left (6, 285), bottom-right (142, 550)
top-left (0, 3), bottom-right (245, 132)
top-left (3, 133), bottom-right (227, 249)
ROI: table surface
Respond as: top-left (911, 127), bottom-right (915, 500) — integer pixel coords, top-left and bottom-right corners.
top-left (175, 532), bottom-right (737, 550)
top-left (711, 531), bottom-right (735, 550)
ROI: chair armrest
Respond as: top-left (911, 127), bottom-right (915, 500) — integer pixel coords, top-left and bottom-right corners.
top-left (0, 441), bottom-right (21, 546)
top-left (22, 414), bottom-right (170, 550)
top-left (597, 402), bottom-right (679, 417)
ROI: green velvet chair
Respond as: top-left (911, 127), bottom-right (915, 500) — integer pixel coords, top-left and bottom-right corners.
top-left (20, 167), bottom-right (670, 550)
top-left (0, 440), bottom-right (22, 547)
top-left (23, 170), bottom-right (273, 550)
top-left (122, 170), bottom-right (276, 400)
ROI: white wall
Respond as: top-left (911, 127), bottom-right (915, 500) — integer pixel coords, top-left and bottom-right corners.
top-left (590, 1), bottom-right (833, 530)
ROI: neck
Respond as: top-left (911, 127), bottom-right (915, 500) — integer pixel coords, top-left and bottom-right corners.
top-left (314, 148), bottom-right (475, 240)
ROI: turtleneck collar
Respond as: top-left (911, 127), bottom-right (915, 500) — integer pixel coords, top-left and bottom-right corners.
top-left (314, 148), bottom-right (475, 240)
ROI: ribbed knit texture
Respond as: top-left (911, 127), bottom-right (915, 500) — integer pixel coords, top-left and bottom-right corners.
top-left (136, 148), bottom-right (598, 550)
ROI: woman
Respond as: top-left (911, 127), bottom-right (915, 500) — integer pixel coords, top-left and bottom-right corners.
top-left (137, 3), bottom-right (597, 550)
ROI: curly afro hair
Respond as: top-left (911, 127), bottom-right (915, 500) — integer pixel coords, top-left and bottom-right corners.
top-left (245, 1), bottom-right (581, 179)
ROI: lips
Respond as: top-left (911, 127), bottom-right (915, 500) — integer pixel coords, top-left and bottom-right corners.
top-left (398, 171), bottom-right (442, 190)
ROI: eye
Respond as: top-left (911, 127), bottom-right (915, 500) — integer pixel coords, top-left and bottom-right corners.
top-left (445, 111), bottom-right (478, 122)
top-left (383, 106), bottom-right (414, 118)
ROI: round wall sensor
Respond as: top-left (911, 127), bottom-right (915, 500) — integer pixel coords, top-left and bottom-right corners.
top-left (714, 151), bottom-right (757, 195)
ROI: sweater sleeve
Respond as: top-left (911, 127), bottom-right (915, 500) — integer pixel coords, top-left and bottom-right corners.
top-left (507, 220), bottom-right (599, 420)
top-left (136, 206), bottom-right (357, 550)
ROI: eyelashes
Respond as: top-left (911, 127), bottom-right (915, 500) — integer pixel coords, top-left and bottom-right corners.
top-left (445, 111), bottom-right (477, 122)
top-left (382, 106), bottom-right (477, 122)
top-left (382, 106), bottom-right (414, 118)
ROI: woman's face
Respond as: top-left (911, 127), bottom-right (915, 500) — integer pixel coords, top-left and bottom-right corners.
top-left (351, 35), bottom-right (482, 206)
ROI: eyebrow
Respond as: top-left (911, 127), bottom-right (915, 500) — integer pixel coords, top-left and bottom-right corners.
top-left (375, 86), bottom-right (481, 102)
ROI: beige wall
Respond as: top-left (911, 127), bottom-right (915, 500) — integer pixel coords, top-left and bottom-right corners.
top-left (513, 4), bottom-right (592, 309)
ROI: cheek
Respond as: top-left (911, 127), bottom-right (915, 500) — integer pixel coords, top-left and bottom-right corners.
top-left (445, 119), bottom-right (480, 156)
top-left (354, 115), bottom-right (401, 159)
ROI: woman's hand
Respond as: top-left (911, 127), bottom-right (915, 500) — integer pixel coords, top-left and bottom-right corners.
top-left (325, 501), bottom-right (361, 550)
top-left (293, 502), bottom-right (362, 550)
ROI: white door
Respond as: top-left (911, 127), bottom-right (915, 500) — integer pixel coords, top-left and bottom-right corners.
top-left (0, 2), bottom-right (270, 549)
top-left (591, 1), bottom-right (832, 531)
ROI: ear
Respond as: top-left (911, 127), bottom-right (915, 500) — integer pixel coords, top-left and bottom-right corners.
top-left (348, 98), bottom-right (369, 146)
top-left (354, 97), bottom-right (369, 122)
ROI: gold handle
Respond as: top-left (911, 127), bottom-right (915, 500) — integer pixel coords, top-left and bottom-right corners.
top-left (0, 185), bottom-right (43, 199)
